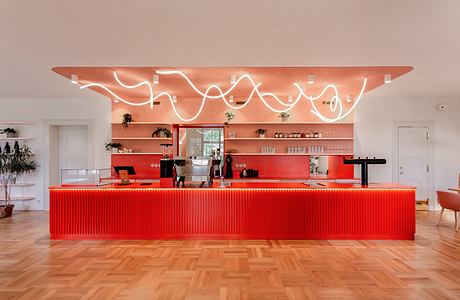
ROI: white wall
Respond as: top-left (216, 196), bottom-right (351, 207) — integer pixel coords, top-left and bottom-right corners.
top-left (354, 97), bottom-right (460, 208)
top-left (0, 97), bottom-right (111, 210)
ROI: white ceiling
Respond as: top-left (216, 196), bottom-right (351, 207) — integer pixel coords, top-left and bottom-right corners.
top-left (1, 0), bottom-right (459, 100)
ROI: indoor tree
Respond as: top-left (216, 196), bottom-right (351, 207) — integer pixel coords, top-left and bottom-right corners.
top-left (0, 144), bottom-right (36, 218)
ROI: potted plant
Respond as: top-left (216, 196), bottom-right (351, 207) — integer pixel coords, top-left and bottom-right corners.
top-left (224, 111), bottom-right (235, 126)
top-left (279, 112), bottom-right (290, 122)
top-left (0, 144), bottom-right (36, 218)
top-left (152, 127), bottom-right (172, 138)
top-left (0, 128), bottom-right (17, 138)
top-left (105, 142), bottom-right (122, 153)
top-left (122, 113), bottom-right (133, 128)
top-left (255, 129), bottom-right (268, 138)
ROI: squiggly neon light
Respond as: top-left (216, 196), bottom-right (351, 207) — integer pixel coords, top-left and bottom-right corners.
top-left (79, 70), bottom-right (367, 123)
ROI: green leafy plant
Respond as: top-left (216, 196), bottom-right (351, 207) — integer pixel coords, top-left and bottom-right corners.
top-left (152, 127), bottom-right (172, 138)
top-left (255, 129), bottom-right (268, 135)
top-left (122, 113), bottom-right (133, 128)
top-left (224, 111), bottom-right (235, 126)
top-left (105, 142), bottom-right (122, 151)
top-left (0, 145), bottom-right (36, 218)
top-left (279, 112), bottom-right (290, 118)
top-left (0, 128), bottom-right (16, 134)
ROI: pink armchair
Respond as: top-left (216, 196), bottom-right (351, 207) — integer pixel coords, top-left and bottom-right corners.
top-left (436, 191), bottom-right (460, 231)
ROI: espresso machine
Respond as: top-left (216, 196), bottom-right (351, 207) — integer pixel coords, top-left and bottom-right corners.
top-left (160, 143), bottom-right (174, 187)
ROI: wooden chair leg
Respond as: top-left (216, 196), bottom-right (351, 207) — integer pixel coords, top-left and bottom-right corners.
top-left (437, 208), bottom-right (444, 226)
top-left (455, 211), bottom-right (458, 231)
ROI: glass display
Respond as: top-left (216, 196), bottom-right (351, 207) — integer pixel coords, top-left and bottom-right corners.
top-left (61, 168), bottom-right (111, 186)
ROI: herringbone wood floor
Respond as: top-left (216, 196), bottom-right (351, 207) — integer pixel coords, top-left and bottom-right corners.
top-left (0, 211), bottom-right (459, 300)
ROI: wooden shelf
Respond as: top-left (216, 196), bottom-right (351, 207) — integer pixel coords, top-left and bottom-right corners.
top-left (229, 153), bottom-right (354, 156)
top-left (0, 137), bottom-right (35, 141)
top-left (0, 121), bottom-right (34, 125)
top-left (227, 122), bottom-right (353, 125)
top-left (0, 196), bottom-right (35, 201)
top-left (111, 137), bottom-right (172, 140)
top-left (225, 137), bottom-right (353, 141)
top-left (111, 152), bottom-right (162, 155)
top-left (111, 122), bottom-right (172, 125)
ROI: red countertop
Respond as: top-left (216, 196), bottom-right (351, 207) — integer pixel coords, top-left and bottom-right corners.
top-left (51, 181), bottom-right (414, 190)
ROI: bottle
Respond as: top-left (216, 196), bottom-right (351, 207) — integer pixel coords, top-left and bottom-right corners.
top-left (274, 132), bottom-right (278, 138)
top-left (4, 142), bottom-right (11, 154)
top-left (14, 141), bottom-right (20, 154)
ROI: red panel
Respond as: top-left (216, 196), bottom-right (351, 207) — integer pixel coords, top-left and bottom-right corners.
top-left (111, 154), bottom-right (162, 179)
top-left (50, 188), bottom-right (415, 240)
top-left (228, 155), bottom-right (354, 179)
top-left (328, 155), bottom-right (355, 178)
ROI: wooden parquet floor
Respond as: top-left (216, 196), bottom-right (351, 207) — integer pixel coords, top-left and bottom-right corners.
top-left (0, 211), bottom-right (459, 300)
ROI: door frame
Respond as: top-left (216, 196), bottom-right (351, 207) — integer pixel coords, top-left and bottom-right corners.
top-left (393, 121), bottom-right (435, 210)
top-left (43, 119), bottom-right (95, 210)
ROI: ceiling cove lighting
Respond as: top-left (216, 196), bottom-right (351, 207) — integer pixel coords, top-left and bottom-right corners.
top-left (384, 74), bottom-right (392, 84)
top-left (153, 74), bottom-right (159, 84)
top-left (80, 70), bottom-right (368, 123)
top-left (172, 95), bottom-right (177, 103)
top-left (346, 95), bottom-right (352, 103)
top-left (70, 74), bottom-right (78, 84)
top-left (307, 74), bottom-right (315, 84)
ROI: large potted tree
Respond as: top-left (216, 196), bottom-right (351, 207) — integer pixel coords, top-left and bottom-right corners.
top-left (0, 144), bottom-right (36, 218)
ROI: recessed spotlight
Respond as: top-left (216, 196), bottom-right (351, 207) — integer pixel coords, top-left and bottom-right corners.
top-left (229, 95), bottom-right (234, 103)
top-left (113, 98), bottom-right (119, 103)
top-left (384, 74), bottom-right (392, 84)
top-left (307, 74), bottom-right (315, 84)
top-left (153, 74), bottom-right (159, 85)
top-left (172, 95), bottom-right (177, 103)
top-left (288, 95), bottom-right (293, 103)
top-left (230, 75), bottom-right (237, 84)
top-left (346, 95), bottom-right (352, 103)
top-left (70, 74), bottom-right (78, 84)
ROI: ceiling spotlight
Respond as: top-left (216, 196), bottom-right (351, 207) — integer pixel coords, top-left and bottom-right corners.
top-left (229, 95), bottom-right (234, 103)
top-left (172, 95), bottom-right (177, 103)
top-left (307, 74), bottom-right (315, 84)
top-left (346, 95), bottom-right (352, 103)
top-left (230, 75), bottom-right (237, 84)
top-left (384, 74), bottom-right (392, 84)
top-left (288, 95), bottom-right (293, 103)
top-left (70, 74), bottom-right (78, 84)
top-left (153, 74), bottom-right (160, 85)
top-left (113, 98), bottom-right (119, 103)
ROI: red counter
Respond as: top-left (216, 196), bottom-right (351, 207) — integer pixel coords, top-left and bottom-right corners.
top-left (49, 183), bottom-right (415, 240)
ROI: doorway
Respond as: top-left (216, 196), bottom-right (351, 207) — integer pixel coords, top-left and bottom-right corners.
top-left (397, 125), bottom-right (431, 209)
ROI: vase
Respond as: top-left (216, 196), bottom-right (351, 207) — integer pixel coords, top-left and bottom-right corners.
top-left (111, 148), bottom-right (119, 154)
top-left (259, 134), bottom-right (266, 139)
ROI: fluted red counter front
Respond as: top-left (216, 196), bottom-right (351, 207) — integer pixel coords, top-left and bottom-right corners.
top-left (49, 183), bottom-right (416, 240)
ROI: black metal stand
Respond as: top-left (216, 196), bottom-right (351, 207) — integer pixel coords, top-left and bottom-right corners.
top-left (343, 157), bottom-right (386, 186)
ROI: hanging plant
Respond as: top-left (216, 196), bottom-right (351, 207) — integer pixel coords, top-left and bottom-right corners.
top-left (122, 113), bottom-right (133, 128)
top-left (152, 127), bottom-right (172, 138)
top-left (224, 111), bottom-right (235, 126)
top-left (0, 128), bottom-right (17, 138)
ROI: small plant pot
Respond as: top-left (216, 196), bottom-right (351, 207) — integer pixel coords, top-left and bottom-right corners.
top-left (0, 204), bottom-right (14, 219)
top-left (259, 134), bottom-right (266, 139)
top-left (281, 117), bottom-right (289, 123)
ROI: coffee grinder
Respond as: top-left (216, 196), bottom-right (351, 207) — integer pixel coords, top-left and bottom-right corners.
top-left (160, 143), bottom-right (175, 187)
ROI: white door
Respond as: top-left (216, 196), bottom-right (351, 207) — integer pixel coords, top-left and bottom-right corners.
top-left (59, 126), bottom-right (89, 172)
top-left (398, 126), bottom-right (430, 201)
